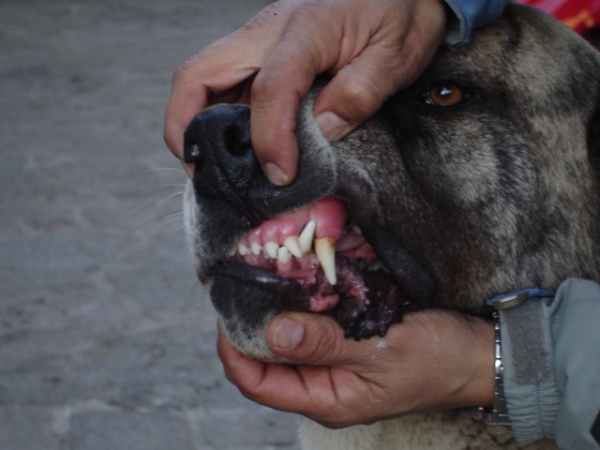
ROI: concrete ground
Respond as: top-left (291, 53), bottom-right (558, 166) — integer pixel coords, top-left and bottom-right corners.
top-left (0, 1), bottom-right (301, 449)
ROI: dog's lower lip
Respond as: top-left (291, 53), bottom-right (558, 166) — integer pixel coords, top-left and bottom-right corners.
top-left (215, 261), bottom-right (298, 290)
top-left (364, 228), bottom-right (436, 305)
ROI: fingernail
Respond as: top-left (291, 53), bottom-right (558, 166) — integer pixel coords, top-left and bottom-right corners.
top-left (272, 318), bottom-right (304, 350)
top-left (315, 112), bottom-right (352, 141)
top-left (264, 162), bottom-right (290, 186)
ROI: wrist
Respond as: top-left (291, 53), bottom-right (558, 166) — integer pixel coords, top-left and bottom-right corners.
top-left (410, 311), bottom-right (495, 413)
top-left (458, 315), bottom-right (496, 409)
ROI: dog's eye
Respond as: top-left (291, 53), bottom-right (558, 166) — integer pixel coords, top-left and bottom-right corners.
top-left (425, 83), bottom-right (468, 106)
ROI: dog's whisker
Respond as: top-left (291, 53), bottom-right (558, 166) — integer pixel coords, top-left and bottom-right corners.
top-left (148, 183), bottom-right (188, 191)
top-left (156, 191), bottom-right (185, 203)
top-left (130, 210), bottom-right (183, 233)
top-left (127, 192), bottom-right (185, 224)
top-left (137, 167), bottom-right (186, 176)
top-left (150, 213), bottom-right (185, 232)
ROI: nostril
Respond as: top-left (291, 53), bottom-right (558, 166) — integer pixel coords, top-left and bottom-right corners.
top-left (224, 124), bottom-right (252, 157)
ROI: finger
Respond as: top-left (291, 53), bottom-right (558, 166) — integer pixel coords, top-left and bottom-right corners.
top-left (313, 56), bottom-right (398, 140)
top-left (217, 331), bottom-right (336, 414)
top-left (249, 7), bottom-right (345, 185)
top-left (266, 312), bottom-right (369, 367)
top-left (313, 30), bottom-right (443, 141)
top-left (312, 49), bottom-right (411, 140)
top-left (216, 330), bottom-right (267, 387)
top-left (163, 46), bottom-right (256, 164)
top-left (163, 2), bottom-right (292, 162)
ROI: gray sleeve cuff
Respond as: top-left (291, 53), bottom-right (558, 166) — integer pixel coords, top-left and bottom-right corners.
top-left (443, 0), bottom-right (509, 46)
top-left (498, 296), bottom-right (560, 442)
top-left (503, 381), bottom-right (561, 442)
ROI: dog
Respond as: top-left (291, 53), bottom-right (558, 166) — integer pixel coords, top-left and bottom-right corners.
top-left (182, 4), bottom-right (600, 449)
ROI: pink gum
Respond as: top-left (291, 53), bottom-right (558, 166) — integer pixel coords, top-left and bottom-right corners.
top-left (243, 197), bottom-right (348, 247)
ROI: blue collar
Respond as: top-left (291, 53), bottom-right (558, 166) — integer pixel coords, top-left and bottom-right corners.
top-left (486, 288), bottom-right (555, 311)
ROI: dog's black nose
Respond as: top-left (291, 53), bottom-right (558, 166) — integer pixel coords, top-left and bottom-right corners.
top-left (184, 105), bottom-right (260, 201)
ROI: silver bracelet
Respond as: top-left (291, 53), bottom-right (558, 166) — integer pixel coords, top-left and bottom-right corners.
top-left (480, 311), bottom-right (511, 425)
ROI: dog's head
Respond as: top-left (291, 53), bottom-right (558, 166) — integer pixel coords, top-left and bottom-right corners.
top-left (183, 4), bottom-right (600, 358)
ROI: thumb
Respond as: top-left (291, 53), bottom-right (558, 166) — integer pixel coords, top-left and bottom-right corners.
top-left (312, 59), bottom-right (395, 141)
top-left (266, 312), bottom-right (351, 365)
top-left (313, 44), bottom-right (431, 141)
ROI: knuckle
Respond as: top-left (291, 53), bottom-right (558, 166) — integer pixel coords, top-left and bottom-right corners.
top-left (171, 52), bottom-right (206, 86)
top-left (288, 3), bottom-right (324, 25)
top-left (336, 75), bottom-right (382, 118)
top-left (171, 63), bottom-right (188, 86)
top-left (237, 384), bottom-right (259, 401)
top-left (303, 320), bottom-right (346, 365)
top-left (285, 4), bottom-right (332, 53)
top-left (239, 1), bottom-right (285, 33)
top-left (249, 74), bottom-right (270, 99)
top-left (313, 405), bottom-right (359, 429)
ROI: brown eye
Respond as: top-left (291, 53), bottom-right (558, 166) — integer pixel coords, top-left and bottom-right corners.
top-left (425, 83), bottom-right (468, 106)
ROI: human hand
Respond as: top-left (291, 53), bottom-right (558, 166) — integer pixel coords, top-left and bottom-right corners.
top-left (218, 309), bottom-right (495, 429)
top-left (164, 0), bottom-right (446, 183)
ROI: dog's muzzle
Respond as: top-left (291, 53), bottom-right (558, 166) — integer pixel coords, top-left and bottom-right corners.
top-left (184, 104), bottom-right (433, 340)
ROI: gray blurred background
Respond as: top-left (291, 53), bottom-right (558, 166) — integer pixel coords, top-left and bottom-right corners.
top-left (0, 1), bottom-right (301, 448)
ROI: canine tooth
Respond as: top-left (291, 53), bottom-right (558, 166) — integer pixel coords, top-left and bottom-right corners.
top-left (350, 224), bottom-right (362, 235)
top-left (250, 242), bottom-right (263, 256)
top-left (283, 235), bottom-right (303, 258)
top-left (277, 246), bottom-right (291, 263)
top-left (227, 246), bottom-right (237, 257)
top-left (298, 220), bottom-right (316, 254)
top-left (264, 241), bottom-right (279, 259)
top-left (315, 237), bottom-right (337, 285)
top-left (237, 242), bottom-right (250, 256)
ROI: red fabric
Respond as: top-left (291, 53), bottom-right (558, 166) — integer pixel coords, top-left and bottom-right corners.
top-left (515, 0), bottom-right (600, 33)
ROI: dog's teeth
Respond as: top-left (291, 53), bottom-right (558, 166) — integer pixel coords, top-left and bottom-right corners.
top-left (284, 235), bottom-right (303, 258)
top-left (350, 224), bottom-right (362, 235)
top-left (264, 241), bottom-right (279, 259)
top-left (250, 242), bottom-right (263, 256)
top-left (237, 242), bottom-right (250, 256)
top-left (277, 245), bottom-right (292, 263)
top-left (298, 220), bottom-right (316, 254)
top-left (226, 246), bottom-right (237, 257)
top-left (314, 237), bottom-right (337, 285)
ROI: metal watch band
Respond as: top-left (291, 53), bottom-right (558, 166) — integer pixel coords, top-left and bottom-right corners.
top-left (482, 311), bottom-right (512, 425)
top-left (481, 288), bottom-right (554, 426)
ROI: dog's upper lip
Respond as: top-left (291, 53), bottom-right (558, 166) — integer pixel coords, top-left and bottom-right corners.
top-left (240, 197), bottom-right (349, 247)
top-left (226, 197), bottom-right (358, 286)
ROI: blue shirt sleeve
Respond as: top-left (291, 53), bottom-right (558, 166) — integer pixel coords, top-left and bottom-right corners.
top-left (500, 278), bottom-right (600, 448)
top-left (551, 279), bottom-right (600, 449)
top-left (443, 0), bottom-right (509, 45)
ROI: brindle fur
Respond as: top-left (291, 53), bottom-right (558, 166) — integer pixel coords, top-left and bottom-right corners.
top-left (183, 4), bottom-right (600, 449)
